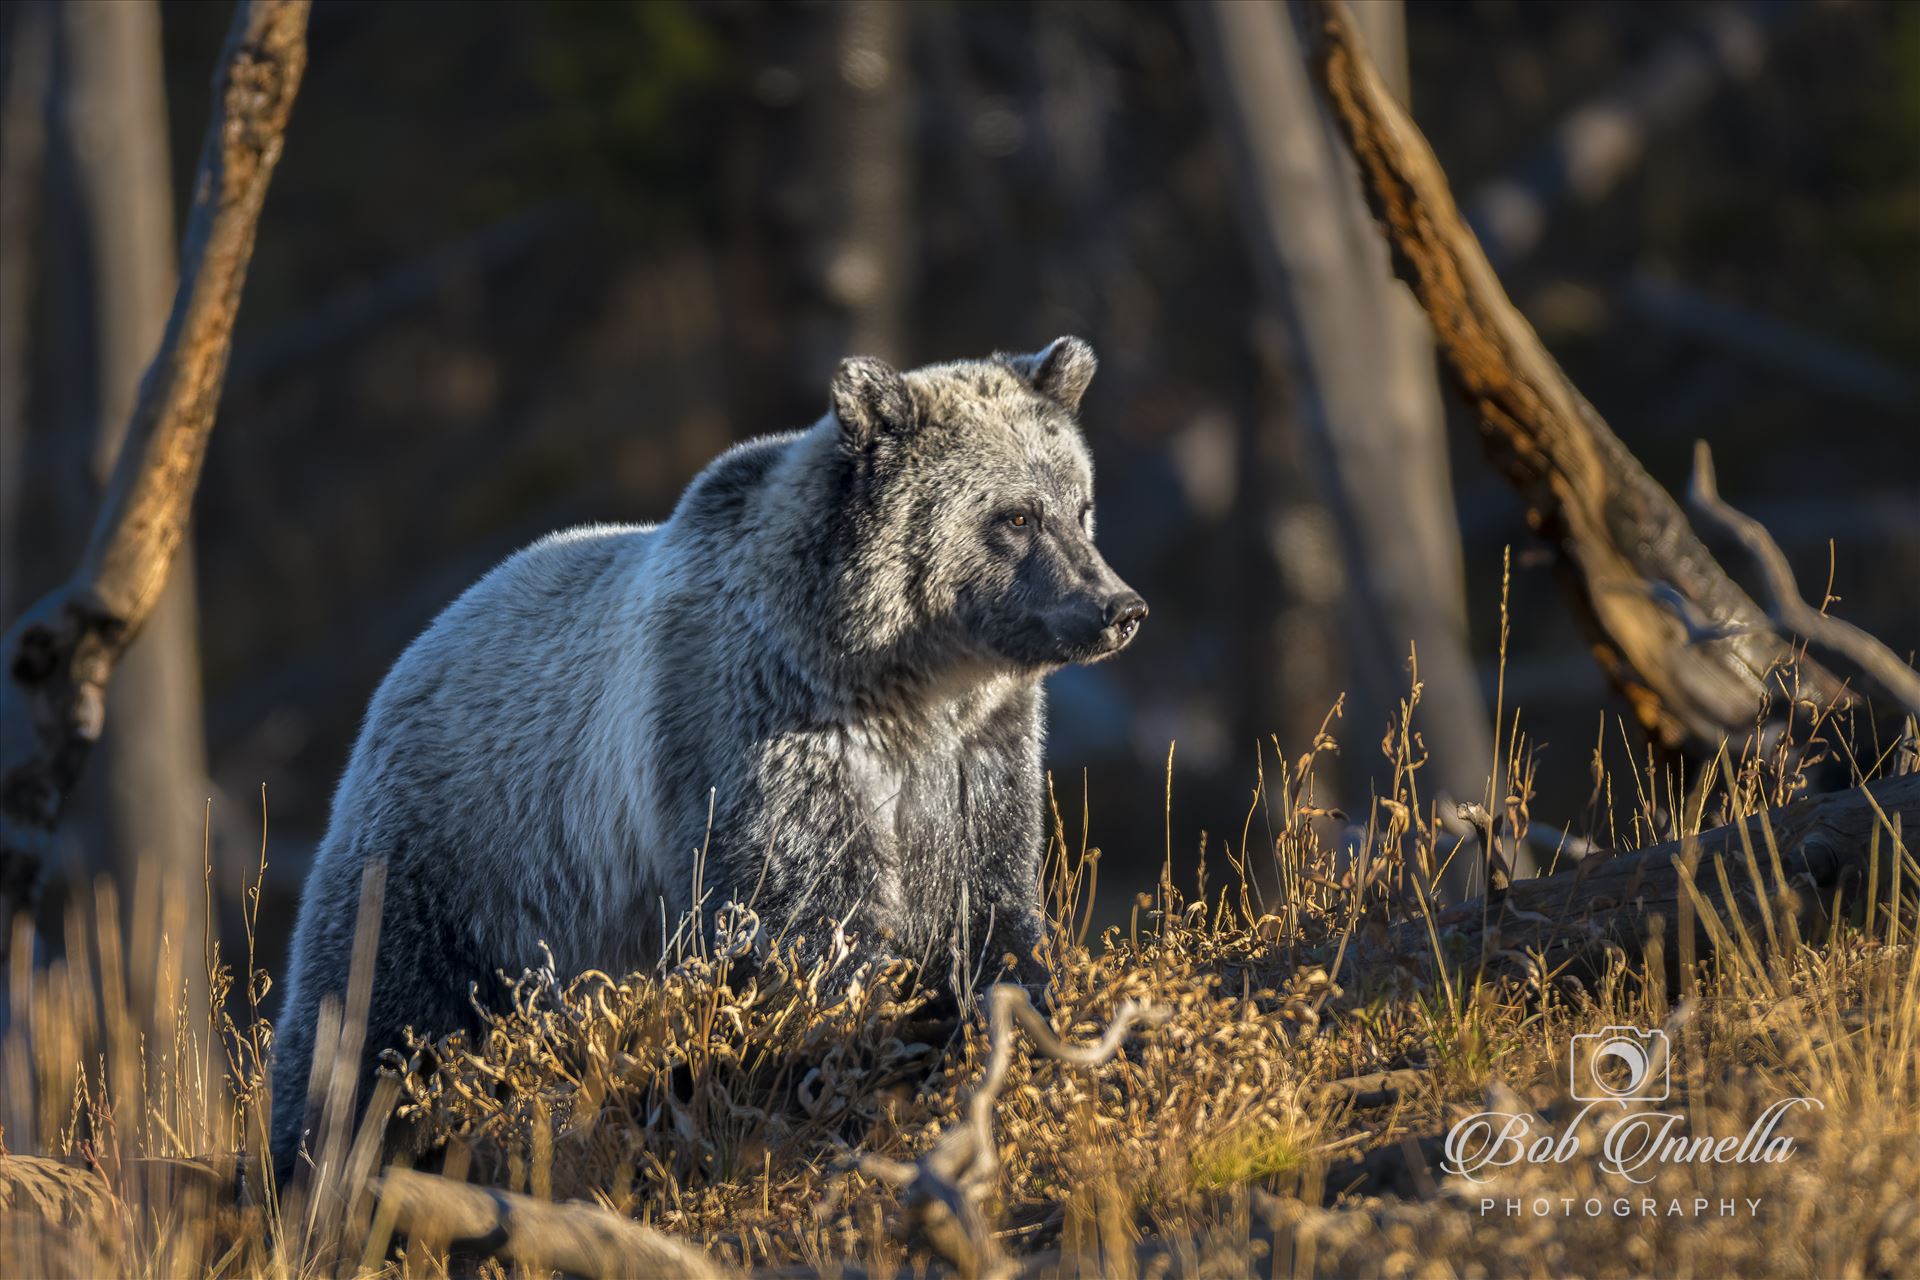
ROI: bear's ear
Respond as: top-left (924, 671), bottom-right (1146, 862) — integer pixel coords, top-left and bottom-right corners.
top-left (831, 356), bottom-right (916, 448)
top-left (1007, 336), bottom-right (1098, 414)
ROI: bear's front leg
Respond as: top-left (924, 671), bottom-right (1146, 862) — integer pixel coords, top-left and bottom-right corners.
top-left (976, 895), bottom-right (1049, 992)
top-left (722, 731), bottom-right (910, 980)
top-left (959, 733), bottom-right (1051, 993)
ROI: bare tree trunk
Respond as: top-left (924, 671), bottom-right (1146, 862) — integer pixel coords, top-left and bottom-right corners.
top-left (821, 0), bottom-right (911, 364)
top-left (1187, 0), bottom-right (1506, 898)
top-left (0, 2), bottom-right (51, 627)
top-left (45, 0), bottom-right (211, 927)
top-left (721, 0), bottom-right (912, 430)
top-left (0, 1), bottom-right (54, 629)
top-left (0, 0), bottom-right (308, 965)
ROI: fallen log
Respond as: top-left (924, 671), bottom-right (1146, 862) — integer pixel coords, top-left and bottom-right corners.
top-left (1388, 773), bottom-right (1917, 986)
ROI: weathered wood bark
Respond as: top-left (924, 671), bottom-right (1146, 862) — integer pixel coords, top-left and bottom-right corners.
top-left (1302, 0), bottom-right (1853, 757)
top-left (1188, 0), bottom-right (1506, 899)
top-left (0, 0), bottom-right (308, 965)
top-left (46, 0), bottom-right (212, 948)
top-left (1392, 773), bottom-right (1918, 985)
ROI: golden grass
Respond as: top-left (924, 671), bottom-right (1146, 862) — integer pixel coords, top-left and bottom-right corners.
top-left (2, 687), bottom-right (1916, 1278)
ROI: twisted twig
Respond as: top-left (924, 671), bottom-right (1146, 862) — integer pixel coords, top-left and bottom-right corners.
top-left (371, 1168), bottom-right (731, 1279)
top-left (854, 984), bottom-right (1169, 1280)
top-left (1689, 440), bottom-right (1920, 719)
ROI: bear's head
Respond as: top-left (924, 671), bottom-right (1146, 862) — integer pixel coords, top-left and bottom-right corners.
top-left (829, 337), bottom-right (1146, 673)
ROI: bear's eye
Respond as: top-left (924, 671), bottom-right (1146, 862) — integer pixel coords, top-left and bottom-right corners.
top-left (1007, 511), bottom-right (1033, 530)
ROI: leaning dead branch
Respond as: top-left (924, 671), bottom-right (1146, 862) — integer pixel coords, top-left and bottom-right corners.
top-left (1301, 0), bottom-right (1853, 757)
top-left (851, 984), bottom-right (1169, 1280)
top-left (1689, 440), bottom-right (1920, 719)
top-left (0, 0), bottom-right (309, 959)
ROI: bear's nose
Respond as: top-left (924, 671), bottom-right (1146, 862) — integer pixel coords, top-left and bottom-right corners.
top-left (1103, 593), bottom-right (1148, 646)
top-left (1104, 594), bottom-right (1148, 628)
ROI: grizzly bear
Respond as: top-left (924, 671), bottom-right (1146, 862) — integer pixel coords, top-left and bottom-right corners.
top-left (270, 338), bottom-right (1145, 1175)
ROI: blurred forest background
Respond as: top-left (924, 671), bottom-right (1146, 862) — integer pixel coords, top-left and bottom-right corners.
top-left (0, 0), bottom-right (1914, 973)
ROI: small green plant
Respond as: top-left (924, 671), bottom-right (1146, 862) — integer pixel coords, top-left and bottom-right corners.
top-left (1188, 1120), bottom-right (1310, 1190)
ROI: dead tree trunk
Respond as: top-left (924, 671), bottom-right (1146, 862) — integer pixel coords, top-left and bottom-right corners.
top-left (1300, 0), bottom-right (1853, 758)
top-left (45, 0), bottom-right (212, 940)
top-left (1188, 0), bottom-right (1507, 899)
top-left (820, 0), bottom-right (911, 364)
top-left (722, 0), bottom-right (912, 431)
top-left (0, 2), bottom-right (52, 629)
top-left (0, 0), bottom-right (308, 967)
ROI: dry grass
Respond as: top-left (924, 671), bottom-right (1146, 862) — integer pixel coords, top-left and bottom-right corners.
top-left (2, 677), bottom-right (1916, 1278)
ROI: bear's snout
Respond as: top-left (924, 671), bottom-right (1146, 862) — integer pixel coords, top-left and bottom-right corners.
top-left (1051, 588), bottom-right (1147, 663)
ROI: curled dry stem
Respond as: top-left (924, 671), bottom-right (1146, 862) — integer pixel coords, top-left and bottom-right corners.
top-left (854, 983), bottom-right (1170, 1280)
top-left (370, 1167), bottom-right (733, 1279)
top-left (1689, 440), bottom-right (1920, 719)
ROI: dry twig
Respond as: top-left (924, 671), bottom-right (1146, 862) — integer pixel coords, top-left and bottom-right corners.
top-left (852, 984), bottom-right (1169, 1280)
top-left (371, 1167), bottom-right (732, 1279)
top-left (1689, 440), bottom-right (1920, 719)
top-left (0, 0), bottom-right (308, 959)
top-left (1315, 1067), bottom-right (1431, 1111)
